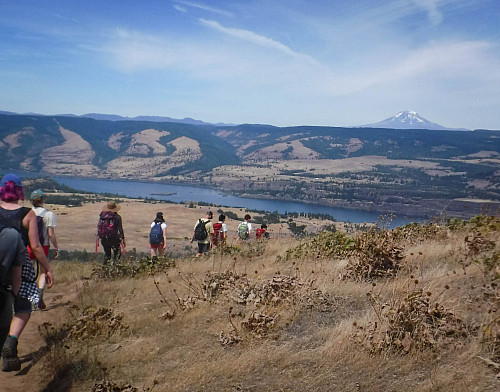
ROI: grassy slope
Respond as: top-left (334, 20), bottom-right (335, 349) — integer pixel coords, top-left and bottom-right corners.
top-left (38, 216), bottom-right (499, 391)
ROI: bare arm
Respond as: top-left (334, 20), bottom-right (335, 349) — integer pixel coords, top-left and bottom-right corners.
top-left (48, 227), bottom-right (59, 259)
top-left (23, 211), bottom-right (54, 288)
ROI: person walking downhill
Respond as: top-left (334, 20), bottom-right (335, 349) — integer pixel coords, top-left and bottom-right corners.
top-left (237, 214), bottom-right (253, 241)
top-left (190, 211), bottom-right (214, 258)
top-left (212, 214), bottom-right (228, 247)
top-left (256, 224), bottom-right (270, 240)
top-left (28, 189), bottom-right (59, 310)
top-left (0, 174), bottom-right (54, 372)
top-left (0, 228), bottom-right (24, 356)
top-left (97, 201), bottom-right (125, 264)
top-left (149, 212), bottom-right (167, 259)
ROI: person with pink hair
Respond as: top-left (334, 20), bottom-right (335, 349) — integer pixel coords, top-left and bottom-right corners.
top-left (0, 173), bottom-right (54, 372)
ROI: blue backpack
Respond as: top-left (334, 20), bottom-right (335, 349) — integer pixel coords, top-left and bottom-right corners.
top-left (149, 222), bottom-right (163, 245)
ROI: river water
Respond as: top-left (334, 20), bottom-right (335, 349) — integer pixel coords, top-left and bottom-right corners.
top-left (52, 176), bottom-right (422, 227)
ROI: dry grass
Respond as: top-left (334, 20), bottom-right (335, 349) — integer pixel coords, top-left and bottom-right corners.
top-left (35, 215), bottom-right (500, 391)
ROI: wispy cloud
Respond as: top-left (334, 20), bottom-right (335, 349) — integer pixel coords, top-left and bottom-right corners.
top-left (173, 5), bottom-right (187, 13)
top-left (198, 19), bottom-right (319, 65)
top-left (319, 40), bottom-right (500, 97)
top-left (411, 0), bottom-right (443, 25)
top-left (173, 0), bottom-right (233, 17)
top-left (52, 13), bottom-right (81, 24)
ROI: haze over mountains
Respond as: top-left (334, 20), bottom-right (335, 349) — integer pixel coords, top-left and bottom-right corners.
top-left (0, 109), bottom-right (480, 131)
top-left (0, 110), bottom-right (231, 127)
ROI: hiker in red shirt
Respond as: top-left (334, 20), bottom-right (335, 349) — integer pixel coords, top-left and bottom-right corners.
top-left (256, 224), bottom-right (270, 240)
top-left (212, 214), bottom-right (228, 247)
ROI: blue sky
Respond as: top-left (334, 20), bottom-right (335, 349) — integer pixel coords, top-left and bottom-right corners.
top-left (1, 0), bottom-right (499, 129)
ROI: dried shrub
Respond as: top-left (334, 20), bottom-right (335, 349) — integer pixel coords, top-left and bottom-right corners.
top-left (208, 273), bottom-right (346, 344)
top-left (241, 311), bottom-right (277, 338)
top-left (342, 230), bottom-right (404, 281)
top-left (388, 222), bottom-right (444, 244)
top-left (483, 252), bottom-right (500, 280)
top-left (68, 307), bottom-right (129, 341)
top-left (218, 328), bottom-right (242, 347)
top-left (92, 257), bottom-right (175, 280)
top-left (481, 281), bottom-right (500, 362)
top-left (92, 380), bottom-right (138, 392)
top-left (469, 215), bottom-right (500, 234)
top-left (465, 232), bottom-right (496, 256)
top-left (353, 289), bottom-right (469, 354)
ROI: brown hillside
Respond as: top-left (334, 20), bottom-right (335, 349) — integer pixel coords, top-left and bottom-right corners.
top-left (1, 208), bottom-right (498, 392)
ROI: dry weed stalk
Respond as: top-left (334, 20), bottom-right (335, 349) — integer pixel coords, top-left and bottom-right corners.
top-left (352, 281), bottom-right (469, 354)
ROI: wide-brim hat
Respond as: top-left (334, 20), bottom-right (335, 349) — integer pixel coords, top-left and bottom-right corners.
top-left (103, 200), bottom-right (121, 212)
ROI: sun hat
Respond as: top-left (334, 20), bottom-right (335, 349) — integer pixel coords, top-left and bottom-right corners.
top-left (31, 189), bottom-right (45, 200)
top-left (102, 200), bottom-right (121, 212)
top-left (1, 173), bottom-right (22, 187)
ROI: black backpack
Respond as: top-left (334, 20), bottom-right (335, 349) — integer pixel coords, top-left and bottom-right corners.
top-left (35, 214), bottom-right (45, 245)
top-left (194, 219), bottom-right (208, 241)
top-left (149, 222), bottom-right (163, 245)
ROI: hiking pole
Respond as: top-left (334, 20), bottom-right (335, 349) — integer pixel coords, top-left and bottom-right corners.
top-left (95, 236), bottom-right (99, 255)
top-left (120, 240), bottom-right (127, 256)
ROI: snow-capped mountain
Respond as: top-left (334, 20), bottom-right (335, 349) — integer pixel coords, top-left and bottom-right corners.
top-left (361, 111), bottom-right (469, 131)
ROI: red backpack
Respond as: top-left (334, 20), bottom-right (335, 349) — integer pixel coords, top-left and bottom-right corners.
top-left (97, 211), bottom-right (118, 239)
top-left (212, 222), bottom-right (223, 245)
top-left (256, 228), bottom-right (268, 240)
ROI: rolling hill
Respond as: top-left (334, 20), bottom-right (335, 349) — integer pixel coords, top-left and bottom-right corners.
top-left (1, 113), bottom-right (499, 218)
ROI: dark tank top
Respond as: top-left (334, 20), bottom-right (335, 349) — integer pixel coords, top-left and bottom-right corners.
top-left (0, 206), bottom-right (31, 246)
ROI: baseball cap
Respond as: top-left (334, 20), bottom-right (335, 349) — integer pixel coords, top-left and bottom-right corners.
top-left (31, 189), bottom-right (45, 200)
top-left (0, 173), bottom-right (22, 187)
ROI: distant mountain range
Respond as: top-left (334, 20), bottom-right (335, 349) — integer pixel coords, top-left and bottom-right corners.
top-left (361, 111), bottom-right (470, 131)
top-left (0, 110), bottom-right (233, 127)
top-left (0, 109), bottom-right (476, 131)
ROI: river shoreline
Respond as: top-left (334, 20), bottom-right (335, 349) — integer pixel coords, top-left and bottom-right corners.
top-left (11, 170), bottom-right (495, 222)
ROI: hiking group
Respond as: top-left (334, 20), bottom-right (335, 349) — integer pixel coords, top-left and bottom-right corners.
top-left (0, 173), bottom-right (270, 373)
top-left (191, 212), bottom-right (269, 257)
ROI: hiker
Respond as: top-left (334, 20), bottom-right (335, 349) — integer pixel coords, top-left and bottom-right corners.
top-left (97, 201), bottom-right (125, 263)
top-left (0, 173), bottom-right (54, 372)
top-left (28, 189), bottom-right (59, 309)
top-left (149, 212), bottom-right (167, 258)
top-left (256, 224), bottom-right (270, 240)
top-left (0, 228), bottom-right (24, 354)
top-left (190, 211), bottom-right (214, 257)
top-left (237, 214), bottom-right (253, 241)
top-left (212, 214), bottom-right (228, 247)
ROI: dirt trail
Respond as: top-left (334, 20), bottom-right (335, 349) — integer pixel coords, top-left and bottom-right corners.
top-left (0, 283), bottom-right (77, 391)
